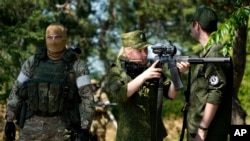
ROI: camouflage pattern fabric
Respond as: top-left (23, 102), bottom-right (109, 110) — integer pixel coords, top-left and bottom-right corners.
top-left (186, 44), bottom-right (232, 141)
top-left (19, 115), bottom-right (71, 141)
top-left (6, 51), bottom-right (95, 140)
top-left (121, 30), bottom-right (151, 49)
top-left (105, 59), bottom-right (171, 141)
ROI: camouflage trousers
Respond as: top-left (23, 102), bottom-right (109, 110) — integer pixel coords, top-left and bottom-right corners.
top-left (19, 115), bottom-right (71, 141)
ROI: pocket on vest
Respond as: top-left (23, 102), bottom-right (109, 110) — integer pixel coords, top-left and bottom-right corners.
top-left (48, 83), bottom-right (63, 113)
top-left (38, 83), bottom-right (48, 112)
top-left (26, 82), bottom-right (39, 111)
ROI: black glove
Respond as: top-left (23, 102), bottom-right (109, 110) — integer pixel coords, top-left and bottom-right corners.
top-left (79, 129), bottom-right (90, 141)
top-left (5, 122), bottom-right (16, 141)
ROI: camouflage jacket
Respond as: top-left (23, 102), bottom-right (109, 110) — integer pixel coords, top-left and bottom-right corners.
top-left (105, 58), bottom-right (172, 141)
top-left (187, 44), bottom-right (232, 136)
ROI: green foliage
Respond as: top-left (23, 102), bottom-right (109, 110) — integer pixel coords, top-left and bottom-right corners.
top-left (207, 6), bottom-right (250, 56)
top-left (163, 92), bottom-right (185, 117)
top-left (238, 58), bottom-right (250, 123)
top-left (0, 1), bottom-right (249, 124)
top-left (238, 17), bottom-right (250, 123)
top-left (0, 0), bottom-right (97, 100)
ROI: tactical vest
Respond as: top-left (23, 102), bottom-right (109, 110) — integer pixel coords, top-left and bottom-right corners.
top-left (19, 47), bottom-right (79, 116)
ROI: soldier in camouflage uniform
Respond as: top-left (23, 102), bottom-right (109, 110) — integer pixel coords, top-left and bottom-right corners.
top-left (4, 23), bottom-right (95, 141)
top-left (90, 79), bottom-right (115, 141)
top-left (187, 7), bottom-right (232, 141)
top-left (104, 30), bottom-right (189, 141)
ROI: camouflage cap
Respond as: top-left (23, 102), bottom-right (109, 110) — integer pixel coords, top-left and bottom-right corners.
top-left (121, 30), bottom-right (151, 49)
top-left (191, 7), bottom-right (218, 28)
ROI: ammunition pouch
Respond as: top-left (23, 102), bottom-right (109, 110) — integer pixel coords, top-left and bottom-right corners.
top-left (18, 81), bottom-right (66, 114)
top-left (16, 48), bottom-right (81, 129)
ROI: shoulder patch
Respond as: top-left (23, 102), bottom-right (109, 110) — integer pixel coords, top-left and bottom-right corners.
top-left (209, 75), bottom-right (219, 85)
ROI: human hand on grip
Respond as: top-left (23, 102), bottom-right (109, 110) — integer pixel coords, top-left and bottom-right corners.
top-left (140, 60), bottom-right (162, 80)
top-left (176, 62), bottom-right (190, 73)
top-left (5, 122), bottom-right (16, 141)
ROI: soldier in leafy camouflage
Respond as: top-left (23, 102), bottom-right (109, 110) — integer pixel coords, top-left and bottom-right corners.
top-left (5, 23), bottom-right (95, 141)
top-left (105, 30), bottom-right (189, 141)
top-left (187, 7), bottom-right (232, 141)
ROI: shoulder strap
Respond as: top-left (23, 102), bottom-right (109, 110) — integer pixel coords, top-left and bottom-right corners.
top-left (34, 47), bottom-right (47, 61)
top-left (62, 49), bottom-right (77, 71)
top-left (29, 47), bottom-right (47, 78)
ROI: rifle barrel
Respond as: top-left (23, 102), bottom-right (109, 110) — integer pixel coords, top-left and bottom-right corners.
top-left (176, 56), bottom-right (230, 64)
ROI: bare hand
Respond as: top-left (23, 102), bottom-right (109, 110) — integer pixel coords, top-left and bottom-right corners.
top-left (194, 129), bottom-right (207, 141)
top-left (176, 62), bottom-right (190, 73)
top-left (140, 60), bottom-right (162, 80)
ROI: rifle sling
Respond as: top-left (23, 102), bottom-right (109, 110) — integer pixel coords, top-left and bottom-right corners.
top-left (180, 66), bottom-right (191, 141)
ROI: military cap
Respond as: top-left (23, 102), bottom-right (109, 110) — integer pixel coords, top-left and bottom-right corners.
top-left (121, 30), bottom-right (151, 49)
top-left (191, 7), bottom-right (218, 28)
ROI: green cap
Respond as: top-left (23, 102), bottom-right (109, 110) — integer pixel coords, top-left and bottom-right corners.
top-left (121, 30), bottom-right (151, 49)
top-left (192, 7), bottom-right (218, 28)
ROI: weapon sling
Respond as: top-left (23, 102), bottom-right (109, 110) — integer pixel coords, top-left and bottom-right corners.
top-left (180, 66), bottom-right (191, 141)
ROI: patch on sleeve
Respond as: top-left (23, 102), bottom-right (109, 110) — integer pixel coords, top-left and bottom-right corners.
top-left (209, 75), bottom-right (219, 86)
top-left (17, 71), bottom-right (29, 83)
top-left (77, 75), bottom-right (91, 88)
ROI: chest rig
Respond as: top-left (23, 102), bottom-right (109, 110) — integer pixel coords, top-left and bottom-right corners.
top-left (21, 47), bottom-right (77, 115)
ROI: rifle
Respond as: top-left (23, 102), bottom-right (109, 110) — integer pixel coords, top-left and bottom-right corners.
top-left (151, 43), bottom-right (230, 90)
top-left (95, 101), bottom-right (117, 108)
top-left (95, 101), bottom-right (118, 129)
top-left (151, 42), bottom-right (231, 141)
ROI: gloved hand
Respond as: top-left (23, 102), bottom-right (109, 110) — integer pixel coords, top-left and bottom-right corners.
top-left (5, 122), bottom-right (16, 141)
top-left (79, 129), bottom-right (90, 141)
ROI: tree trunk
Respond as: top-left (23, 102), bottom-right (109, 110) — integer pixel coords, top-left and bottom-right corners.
top-left (231, 24), bottom-right (248, 124)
